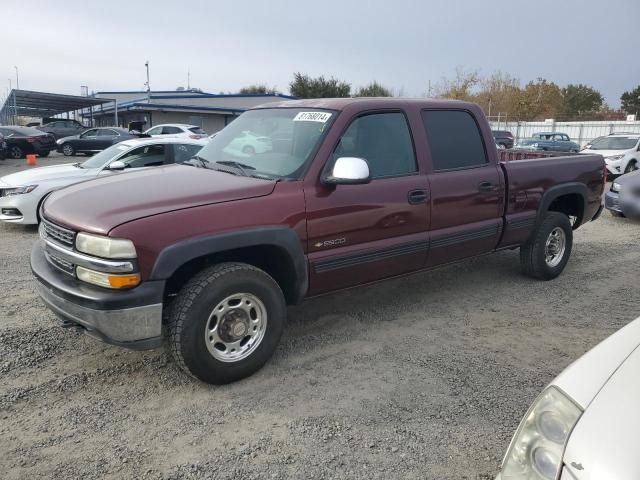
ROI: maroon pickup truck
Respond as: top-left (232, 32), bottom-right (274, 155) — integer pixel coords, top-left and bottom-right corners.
top-left (32, 98), bottom-right (606, 384)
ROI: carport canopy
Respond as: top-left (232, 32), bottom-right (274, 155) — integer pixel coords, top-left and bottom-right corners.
top-left (1, 89), bottom-right (113, 119)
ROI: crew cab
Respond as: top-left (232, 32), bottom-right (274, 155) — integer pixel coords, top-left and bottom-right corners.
top-left (31, 98), bottom-right (606, 385)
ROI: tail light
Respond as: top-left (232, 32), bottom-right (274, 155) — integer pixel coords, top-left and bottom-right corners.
top-left (189, 134), bottom-right (202, 139)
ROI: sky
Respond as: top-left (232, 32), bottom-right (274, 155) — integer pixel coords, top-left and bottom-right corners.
top-left (2, 0), bottom-right (639, 107)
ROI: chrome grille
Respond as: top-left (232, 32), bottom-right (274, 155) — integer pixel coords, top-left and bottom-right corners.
top-left (46, 251), bottom-right (75, 276)
top-left (42, 219), bottom-right (75, 248)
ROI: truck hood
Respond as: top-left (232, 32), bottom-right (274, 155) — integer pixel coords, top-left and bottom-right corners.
top-left (0, 163), bottom-right (92, 187)
top-left (43, 164), bottom-right (277, 234)
top-left (552, 317), bottom-right (640, 479)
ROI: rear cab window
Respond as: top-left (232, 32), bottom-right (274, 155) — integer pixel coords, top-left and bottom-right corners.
top-left (421, 110), bottom-right (488, 171)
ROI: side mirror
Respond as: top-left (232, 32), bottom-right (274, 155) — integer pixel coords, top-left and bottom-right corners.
top-left (322, 157), bottom-right (371, 185)
top-left (107, 160), bottom-right (126, 170)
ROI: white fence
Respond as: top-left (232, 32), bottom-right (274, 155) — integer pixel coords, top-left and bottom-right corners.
top-left (489, 120), bottom-right (640, 147)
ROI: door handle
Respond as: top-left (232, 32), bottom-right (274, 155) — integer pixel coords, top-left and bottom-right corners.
top-left (408, 189), bottom-right (428, 205)
top-left (478, 181), bottom-right (496, 193)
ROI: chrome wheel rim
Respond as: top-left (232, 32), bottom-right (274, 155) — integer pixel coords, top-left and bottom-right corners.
top-left (204, 293), bottom-right (267, 363)
top-left (545, 227), bottom-right (566, 268)
top-left (62, 145), bottom-right (73, 156)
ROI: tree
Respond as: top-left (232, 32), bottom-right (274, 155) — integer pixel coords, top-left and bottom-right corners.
top-left (239, 84), bottom-right (278, 95)
top-left (289, 73), bottom-right (351, 98)
top-left (432, 66), bottom-right (480, 101)
top-left (355, 81), bottom-right (392, 97)
top-left (473, 71), bottom-right (522, 118)
top-left (517, 78), bottom-right (564, 120)
top-left (621, 85), bottom-right (640, 115)
top-left (561, 84), bottom-right (603, 117)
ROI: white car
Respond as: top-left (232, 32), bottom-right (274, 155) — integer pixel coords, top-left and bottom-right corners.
top-left (496, 316), bottom-right (640, 480)
top-left (0, 137), bottom-right (207, 225)
top-left (223, 130), bottom-right (273, 156)
top-left (144, 123), bottom-right (208, 139)
top-left (582, 133), bottom-right (640, 175)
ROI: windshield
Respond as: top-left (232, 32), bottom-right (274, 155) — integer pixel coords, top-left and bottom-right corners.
top-left (589, 136), bottom-right (639, 150)
top-left (195, 108), bottom-right (335, 179)
top-left (80, 143), bottom-right (130, 168)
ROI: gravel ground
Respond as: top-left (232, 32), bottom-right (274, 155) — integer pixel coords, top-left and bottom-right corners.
top-left (1, 155), bottom-right (639, 479)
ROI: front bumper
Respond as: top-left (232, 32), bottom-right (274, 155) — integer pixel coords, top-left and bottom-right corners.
top-left (31, 240), bottom-right (165, 350)
top-left (0, 190), bottom-right (39, 224)
top-left (605, 191), bottom-right (622, 213)
top-left (605, 158), bottom-right (623, 175)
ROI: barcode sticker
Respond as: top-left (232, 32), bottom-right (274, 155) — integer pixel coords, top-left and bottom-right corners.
top-left (293, 111), bottom-right (332, 123)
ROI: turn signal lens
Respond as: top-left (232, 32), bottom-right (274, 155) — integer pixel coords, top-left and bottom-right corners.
top-left (76, 266), bottom-right (140, 289)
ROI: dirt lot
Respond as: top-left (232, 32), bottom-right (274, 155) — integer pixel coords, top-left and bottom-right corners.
top-left (1, 155), bottom-right (639, 479)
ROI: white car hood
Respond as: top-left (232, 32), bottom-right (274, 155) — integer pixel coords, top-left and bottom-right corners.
top-left (0, 163), bottom-right (93, 187)
top-left (585, 149), bottom-right (628, 158)
top-left (552, 317), bottom-right (640, 479)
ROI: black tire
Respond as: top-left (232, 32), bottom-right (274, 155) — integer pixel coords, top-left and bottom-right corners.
top-left (9, 145), bottom-right (24, 159)
top-left (166, 262), bottom-right (286, 385)
top-left (62, 143), bottom-right (75, 156)
top-left (520, 212), bottom-right (573, 280)
top-left (38, 150), bottom-right (50, 158)
top-left (624, 160), bottom-right (638, 174)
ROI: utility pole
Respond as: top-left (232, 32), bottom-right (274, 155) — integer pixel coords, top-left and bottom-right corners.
top-left (14, 66), bottom-right (19, 90)
top-left (144, 61), bottom-right (151, 101)
top-left (427, 80), bottom-right (432, 97)
top-left (187, 70), bottom-right (190, 90)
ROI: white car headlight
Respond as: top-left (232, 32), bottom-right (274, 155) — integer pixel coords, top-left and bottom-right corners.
top-left (606, 154), bottom-right (625, 161)
top-left (75, 232), bottom-right (137, 259)
top-left (611, 182), bottom-right (622, 193)
top-left (500, 387), bottom-right (582, 480)
top-left (4, 185), bottom-right (38, 195)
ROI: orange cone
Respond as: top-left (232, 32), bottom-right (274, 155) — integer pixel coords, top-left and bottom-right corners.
top-left (26, 154), bottom-right (36, 166)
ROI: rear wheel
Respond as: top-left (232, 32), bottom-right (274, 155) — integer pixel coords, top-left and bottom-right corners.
top-left (9, 145), bottom-right (24, 159)
top-left (62, 143), bottom-right (75, 156)
top-left (166, 262), bottom-right (286, 385)
top-left (520, 212), bottom-right (573, 280)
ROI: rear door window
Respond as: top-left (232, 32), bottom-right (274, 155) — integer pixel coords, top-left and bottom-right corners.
top-left (162, 126), bottom-right (183, 134)
top-left (421, 110), bottom-right (488, 171)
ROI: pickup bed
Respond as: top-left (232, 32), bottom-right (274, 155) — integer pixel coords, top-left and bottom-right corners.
top-left (31, 98), bottom-right (606, 384)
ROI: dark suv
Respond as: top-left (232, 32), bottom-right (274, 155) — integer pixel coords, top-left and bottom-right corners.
top-left (38, 119), bottom-right (86, 139)
top-left (493, 130), bottom-right (514, 149)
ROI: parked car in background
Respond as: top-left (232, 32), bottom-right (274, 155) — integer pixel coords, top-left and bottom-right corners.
top-left (492, 130), bottom-right (514, 149)
top-left (223, 130), bottom-right (273, 156)
top-left (32, 98), bottom-right (605, 385)
top-left (516, 132), bottom-right (580, 152)
top-left (56, 127), bottom-right (143, 156)
top-left (0, 126), bottom-right (57, 159)
top-left (0, 132), bottom-right (6, 160)
top-left (496, 315), bottom-right (640, 480)
top-left (144, 123), bottom-right (208, 139)
top-left (582, 133), bottom-right (640, 176)
top-left (605, 169), bottom-right (640, 218)
top-left (0, 137), bottom-right (207, 224)
top-left (37, 119), bottom-right (86, 139)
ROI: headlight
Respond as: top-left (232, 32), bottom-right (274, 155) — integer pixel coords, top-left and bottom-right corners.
top-left (56, 139), bottom-right (64, 145)
top-left (75, 232), bottom-right (137, 259)
top-left (531, 143), bottom-right (539, 148)
top-left (500, 387), bottom-right (582, 480)
top-left (76, 266), bottom-right (140, 289)
top-left (606, 155), bottom-right (624, 161)
top-left (4, 185), bottom-right (38, 195)
top-left (611, 182), bottom-right (622, 193)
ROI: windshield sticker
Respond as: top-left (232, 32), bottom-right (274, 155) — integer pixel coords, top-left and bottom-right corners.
top-left (293, 112), bottom-right (332, 123)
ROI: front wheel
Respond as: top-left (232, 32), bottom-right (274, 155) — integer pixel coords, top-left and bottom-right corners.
top-left (62, 143), bottom-right (75, 156)
top-left (520, 212), bottom-right (573, 280)
top-left (624, 160), bottom-right (638, 174)
top-left (9, 145), bottom-right (24, 159)
top-left (166, 262), bottom-right (286, 384)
